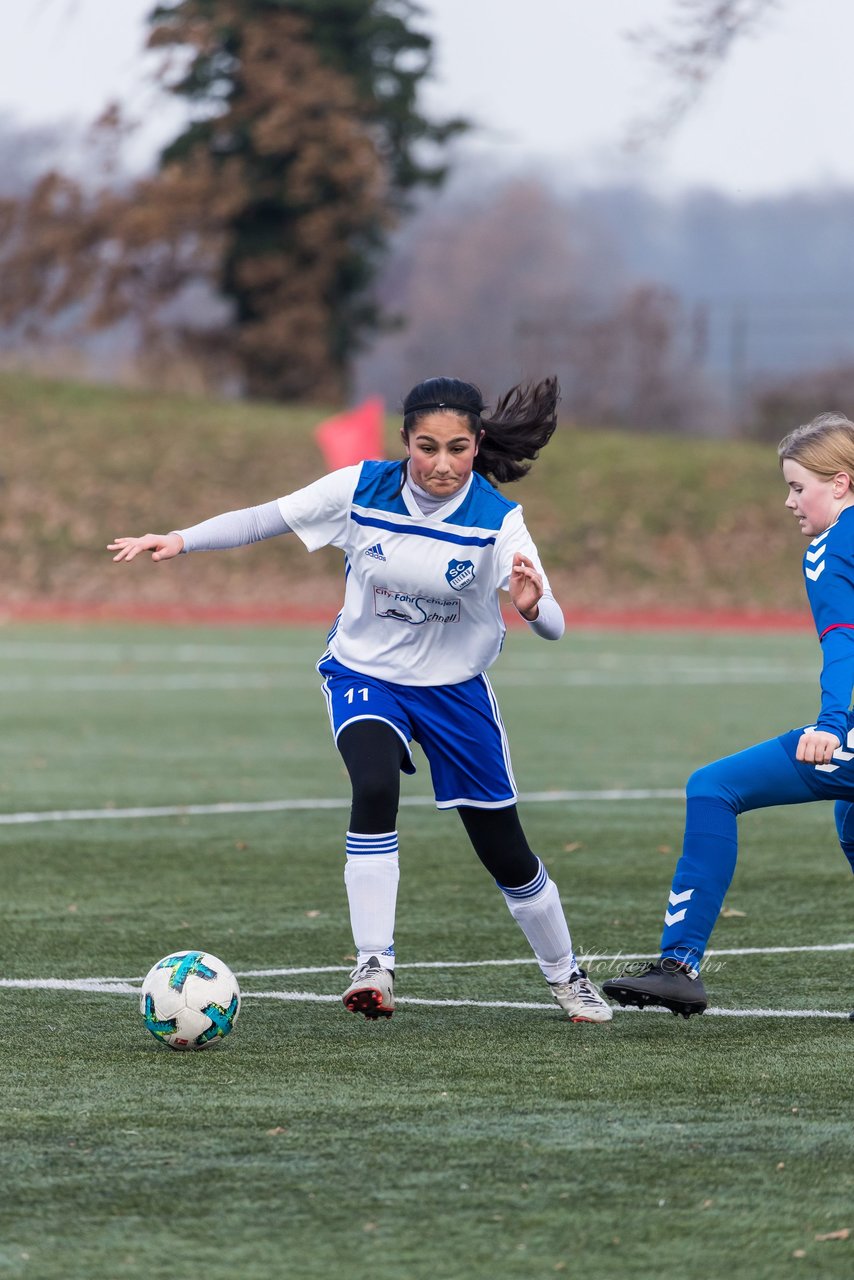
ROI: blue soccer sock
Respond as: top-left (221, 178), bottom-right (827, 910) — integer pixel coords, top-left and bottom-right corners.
top-left (659, 796), bottom-right (738, 972)
top-left (657, 736), bottom-right (827, 973)
top-left (344, 831), bottom-right (399, 970)
top-left (834, 800), bottom-right (854, 875)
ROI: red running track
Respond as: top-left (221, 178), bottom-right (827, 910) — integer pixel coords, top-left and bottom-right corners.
top-left (0, 600), bottom-right (812, 631)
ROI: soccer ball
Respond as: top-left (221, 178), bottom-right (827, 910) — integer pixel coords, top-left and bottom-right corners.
top-left (140, 950), bottom-right (241, 1051)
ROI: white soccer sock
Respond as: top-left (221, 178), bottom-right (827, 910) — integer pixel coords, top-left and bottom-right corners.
top-left (499, 860), bottom-right (578, 984)
top-left (344, 831), bottom-right (399, 970)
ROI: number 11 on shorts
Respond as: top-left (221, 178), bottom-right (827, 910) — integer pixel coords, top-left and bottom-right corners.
top-left (344, 687), bottom-right (370, 703)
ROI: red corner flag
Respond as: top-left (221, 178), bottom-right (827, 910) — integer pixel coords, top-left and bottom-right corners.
top-left (314, 397), bottom-right (385, 470)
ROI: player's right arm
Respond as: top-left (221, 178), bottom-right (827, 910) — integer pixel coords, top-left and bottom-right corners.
top-left (108, 500), bottom-right (292, 563)
top-left (108, 466), bottom-right (362, 565)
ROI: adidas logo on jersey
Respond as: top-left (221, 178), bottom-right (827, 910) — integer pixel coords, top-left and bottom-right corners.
top-left (364, 543), bottom-right (386, 561)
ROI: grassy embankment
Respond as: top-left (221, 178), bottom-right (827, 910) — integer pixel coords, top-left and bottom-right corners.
top-left (2, 371), bottom-right (808, 615)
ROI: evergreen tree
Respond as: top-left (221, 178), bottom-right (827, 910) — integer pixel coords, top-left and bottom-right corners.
top-left (0, 1), bottom-right (466, 400)
top-left (148, 0), bottom-right (466, 397)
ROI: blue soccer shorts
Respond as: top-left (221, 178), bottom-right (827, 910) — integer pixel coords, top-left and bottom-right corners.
top-left (317, 654), bottom-right (517, 809)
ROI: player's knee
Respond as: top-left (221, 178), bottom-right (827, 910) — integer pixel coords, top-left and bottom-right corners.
top-left (348, 769), bottom-right (400, 830)
top-left (352, 771), bottom-right (398, 813)
top-left (489, 846), bottom-right (541, 890)
top-left (685, 762), bottom-right (732, 805)
top-left (684, 763), bottom-right (749, 819)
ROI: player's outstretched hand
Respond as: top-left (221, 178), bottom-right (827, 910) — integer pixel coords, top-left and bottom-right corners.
top-left (108, 533), bottom-right (184, 563)
top-left (509, 551), bottom-right (542, 621)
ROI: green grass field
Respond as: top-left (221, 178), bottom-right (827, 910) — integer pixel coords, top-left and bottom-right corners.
top-left (1, 622), bottom-right (853, 1280)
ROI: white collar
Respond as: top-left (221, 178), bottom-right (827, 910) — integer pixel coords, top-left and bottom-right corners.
top-left (402, 470), bottom-right (473, 520)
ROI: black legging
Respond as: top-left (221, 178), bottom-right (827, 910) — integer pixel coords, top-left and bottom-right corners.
top-left (337, 719), bottom-right (540, 888)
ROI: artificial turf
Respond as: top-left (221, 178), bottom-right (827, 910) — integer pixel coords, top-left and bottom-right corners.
top-left (1, 624), bottom-right (852, 1279)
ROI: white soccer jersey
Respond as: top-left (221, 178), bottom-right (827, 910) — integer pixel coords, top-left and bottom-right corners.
top-left (277, 460), bottom-right (554, 686)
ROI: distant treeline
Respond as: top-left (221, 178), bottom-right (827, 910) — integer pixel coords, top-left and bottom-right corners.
top-left (356, 172), bottom-right (854, 439)
top-left (2, 100), bottom-right (853, 438)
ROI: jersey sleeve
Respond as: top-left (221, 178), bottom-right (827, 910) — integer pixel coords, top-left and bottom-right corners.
top-left (525, 592), bottom-right (565, 641)
top-left (178, 500), bottom-right (290, 552)
top-left (808, 550), bottom-right (854, 741)
top-left (816, 626), bottom-right (854, 742)
top-left (492, 506), bottom-right (564, 638)
top-left (492, 506), bottom-right (552, 592)
top-left (276, 465), bottom-right (362, 552)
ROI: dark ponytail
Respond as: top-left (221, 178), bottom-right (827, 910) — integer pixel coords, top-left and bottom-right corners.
top-left (478, 377), bottom-right (560, 484)
top-left (401, 375), bottom-right (560, 486)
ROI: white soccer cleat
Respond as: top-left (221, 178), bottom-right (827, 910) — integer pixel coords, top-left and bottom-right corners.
top-left (549, 969), bottom-right (613, 1023)
top-left (342, 955), bottom-right (395, 1020)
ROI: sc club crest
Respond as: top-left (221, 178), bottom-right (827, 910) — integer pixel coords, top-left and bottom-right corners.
top-left (445, 558), bottom-right (476, 591)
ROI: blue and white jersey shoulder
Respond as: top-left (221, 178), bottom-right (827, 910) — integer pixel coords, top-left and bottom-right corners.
top-left (351, 459), bottom-right (517, 525)
top-left (430, 467), bottom-right (518, 531)
top-left (803, 505), bottom-right (854, 637)
top-left (277, 461), bottom-right (546, 686)
top-left (351, 459), bottom-right (411, 518)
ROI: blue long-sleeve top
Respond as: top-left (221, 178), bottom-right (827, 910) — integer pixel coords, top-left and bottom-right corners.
top-left (803, 504), bottom-right (854, 744)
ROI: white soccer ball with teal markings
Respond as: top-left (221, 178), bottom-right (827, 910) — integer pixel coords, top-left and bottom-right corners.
top-left (140, 950), bottom-right (241, 1051)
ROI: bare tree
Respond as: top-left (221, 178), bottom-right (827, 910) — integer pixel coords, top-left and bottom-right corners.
top-left (354, 177), bottom-right (581, 404)
top-left (0, 114), bottom-right (66, 197)
top-left (748, 359), bottom-right (854, 440)
top-left (354, 175), bottom-right (720, 432)
top-left (628, 0), bottom-right (781, 146)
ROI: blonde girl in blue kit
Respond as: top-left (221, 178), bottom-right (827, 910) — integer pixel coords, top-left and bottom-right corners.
top-left (605, 412), bottom-right (854, 1017)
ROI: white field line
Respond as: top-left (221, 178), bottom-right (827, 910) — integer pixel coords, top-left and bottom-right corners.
top-left (3, 940), bottom-right (854, 1020)
top-left (0, 640), bottom-right (813, 672)
top-left (4, 940), bottom-right (853, 990)
top-left (235, 940), bottom-right (854, 976)
top-left (0, 642), bottom-right (314, 665)
top-left (0, 674), bottom-right (290, 692)
top-left (245, 992), bottom-right (850, 1019)
top-left (0, 788), bottom-right (686, 826)
top-left (0, 669), bottom-right (818, 693)
top-left (0, 978), bottom-right (139, 993)
top-left (497, 669), bottom-right (817, 687)
top-left (0, 978), bottom-right (847, 1019)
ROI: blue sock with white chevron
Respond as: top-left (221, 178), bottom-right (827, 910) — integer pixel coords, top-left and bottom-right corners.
top-left (344, 831), bottom-right (399, 971)
top-left (659, 796), bottom-right (738, 971)
top-left (834, 800), bottom-right (854, 874)
top-left (498, 859), bottom-right (578, 984)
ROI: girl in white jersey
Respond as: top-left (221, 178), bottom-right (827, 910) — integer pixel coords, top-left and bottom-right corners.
top-left (109, 376), bottom-right (612, 1025)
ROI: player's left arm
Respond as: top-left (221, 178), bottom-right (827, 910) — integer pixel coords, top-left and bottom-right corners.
top-left (799, 554), bottom-right (854, 762)
top-left (509, 552), bottom-right (544, 618)
top-left (498, 513), bottom-right (565, 640)
top-left (802, 624), bottom-right (854, 761)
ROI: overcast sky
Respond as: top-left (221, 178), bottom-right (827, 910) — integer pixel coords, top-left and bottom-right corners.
top-left (1, 0), bottom-right (851, 198)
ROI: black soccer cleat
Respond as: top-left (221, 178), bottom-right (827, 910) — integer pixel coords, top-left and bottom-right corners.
top-left (602, 959), bottom-right (708, 1019)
